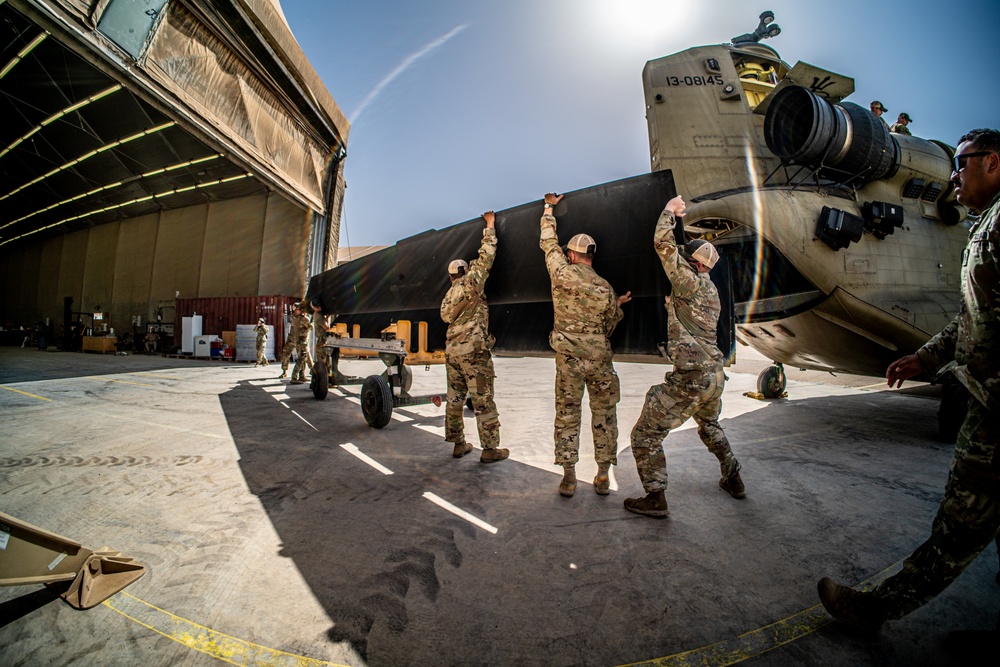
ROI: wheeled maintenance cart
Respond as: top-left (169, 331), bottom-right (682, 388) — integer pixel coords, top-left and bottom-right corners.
top-left (310, 321), bottom-right (446, 428)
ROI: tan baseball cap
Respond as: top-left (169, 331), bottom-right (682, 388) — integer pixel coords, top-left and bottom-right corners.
top-left (447, 259), bottom-right (468, 275)
top-left (686, 239), bottom-right (720, 269)
top-left (566, 233), bottom-right (596, 254)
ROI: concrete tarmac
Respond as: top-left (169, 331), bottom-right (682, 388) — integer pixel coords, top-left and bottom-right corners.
top-left (0, 345), bottom-right (996, 666)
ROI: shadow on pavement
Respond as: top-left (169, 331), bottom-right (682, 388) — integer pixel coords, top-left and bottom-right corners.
top-left (220, 378), bottom-right (995, 667)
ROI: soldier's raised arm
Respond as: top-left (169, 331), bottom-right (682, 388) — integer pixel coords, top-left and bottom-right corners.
top-left (540, 193), bottom-right (566, 275)
top-left (466, 211), bottom-right (497, 287)
top-left (654, 196), bottom-right (700, 297)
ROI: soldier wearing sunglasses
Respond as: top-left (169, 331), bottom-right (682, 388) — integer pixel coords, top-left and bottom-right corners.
top-left (818, 129), bottom-right (1000, 644)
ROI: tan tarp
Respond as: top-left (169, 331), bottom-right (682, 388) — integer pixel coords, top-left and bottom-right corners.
top-left (145, 2), bottom-right (328, 212)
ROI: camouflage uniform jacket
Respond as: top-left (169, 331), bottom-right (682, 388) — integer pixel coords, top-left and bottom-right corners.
top-left (287, 311), bottom-right (310, 344)
top-left (441, 228), bottom-right (497, 357)
top-left (890, 123), bottom-right (912, 136)
top-left (253, 322), bottom-right (268, 344)
top-left (540, 213), bottom-right (622, 360)
top-left (312, 312), bottom-right (330, 341)
top-left (654, 209), bottom-right (724, 371)
top-left (916, 190), bottom-right (1000, 413)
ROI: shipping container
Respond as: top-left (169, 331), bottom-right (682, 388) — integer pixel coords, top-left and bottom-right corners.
top-left (173, 296), bottom-right (298, 359)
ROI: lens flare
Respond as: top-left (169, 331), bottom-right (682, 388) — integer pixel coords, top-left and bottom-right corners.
top-left (742, 142), bottom-right (766, 324)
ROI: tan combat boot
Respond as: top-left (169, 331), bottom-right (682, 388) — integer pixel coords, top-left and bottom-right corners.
top-left (594, 462), bottom-right (611, 495)
top-left (719, 472), bottom-right (746, 499)
top-left (452, 442), bottom-right (473, 458)
top-left (624, 490), bottom-right (669, 517)
top-left (559, 464), bottom-right (577, 497)
top-left (480, 447), bottom-right (509, 463)
top-left (817, 577), bottom-right (888, 632)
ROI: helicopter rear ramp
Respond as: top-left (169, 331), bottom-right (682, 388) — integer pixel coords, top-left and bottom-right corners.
top-left (307, 171), bottom-right (737, 361)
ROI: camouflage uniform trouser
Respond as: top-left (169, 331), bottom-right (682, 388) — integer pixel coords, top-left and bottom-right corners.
top-left (445, 349), bottom-right (500, 450)
top-left (281, 339), bottom-right (312, 380)
top-left (256, 337), bottom-right (268, 365)
top-left (314, 346), bottom-right (331, 375)
top-left (873, 398), bottom-right (1000, 618)
top-left (553, 353), bottom-right (620, 466)
top-left (630, 366), bottom-right (739, 493)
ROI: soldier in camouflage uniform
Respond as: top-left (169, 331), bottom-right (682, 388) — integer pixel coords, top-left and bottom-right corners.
top-left (540, 193), bottom-right (631, 497)
top-left (441, 212), bottom-right (507, 463)
top-left (309, 299), bottom-right (333, 376)
top-left (870, 100), bottom-right (890, 128)
top-left (279, 302), bottom-right (311, 383)
top-left (818, 128), bottom-right (1000, 634)
top-left (624, 195), bottom-right (744, 518)
top-left (253, 317), bottom-right (269, 367)
top-left (890, 112), bottom-right (913, 136)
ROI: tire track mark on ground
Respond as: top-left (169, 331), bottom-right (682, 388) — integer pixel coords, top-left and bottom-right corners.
top-left (0, 455), bottom-right (212, 468)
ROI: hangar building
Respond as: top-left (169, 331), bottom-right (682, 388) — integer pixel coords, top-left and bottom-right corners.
top-left (0, 0), bottom-right (349, 342)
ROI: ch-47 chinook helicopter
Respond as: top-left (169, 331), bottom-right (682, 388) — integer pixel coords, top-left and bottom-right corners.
top-left (641, 10), bottom-right (969, 433)
top-left (306, 11), bottom-right (969, 435)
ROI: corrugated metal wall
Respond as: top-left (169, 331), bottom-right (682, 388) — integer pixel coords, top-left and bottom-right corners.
top-left (0, 191), bottom-right (309, 338)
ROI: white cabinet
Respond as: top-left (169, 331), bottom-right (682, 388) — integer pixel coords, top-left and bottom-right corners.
top-left (181, 315), bottom-right (203, 354)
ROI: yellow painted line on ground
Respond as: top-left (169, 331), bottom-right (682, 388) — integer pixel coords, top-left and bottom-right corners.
top-left (0, 385), bottom-right (52, 401)
top-left (617, 562), bottom-right (901, 667)
top-left (104, 591), bottom-right (350, 667)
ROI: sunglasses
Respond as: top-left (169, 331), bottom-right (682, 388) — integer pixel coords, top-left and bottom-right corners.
top-left (953, 151), bottom-right (993, 173)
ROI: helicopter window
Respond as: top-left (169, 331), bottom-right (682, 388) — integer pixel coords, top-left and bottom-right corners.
top-left (728, 239), bottom-right (819, 323)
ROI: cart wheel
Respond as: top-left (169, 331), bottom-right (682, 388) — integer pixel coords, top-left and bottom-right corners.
top-left (381, 365), bottom-right (413, 393)
top-left (757, 364), bottom-right (786, 398)
top-left (361, 374), bottom-right (393, 428)
top-left (311, 362), bottom-right (329, 400)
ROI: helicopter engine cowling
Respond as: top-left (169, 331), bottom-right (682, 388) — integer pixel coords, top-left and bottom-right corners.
top-left (764, 85), bottom-right (899, 185)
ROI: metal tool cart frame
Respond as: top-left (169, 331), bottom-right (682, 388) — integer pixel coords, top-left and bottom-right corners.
top-left (311, 320), bottom-right (445, 428)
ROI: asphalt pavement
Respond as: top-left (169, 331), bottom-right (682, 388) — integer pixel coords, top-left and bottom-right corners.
top-left (0, 345), bottom-right (994, 666)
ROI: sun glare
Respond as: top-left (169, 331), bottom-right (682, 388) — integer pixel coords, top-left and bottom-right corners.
top-left (589, 0), bottom-right (698, 47)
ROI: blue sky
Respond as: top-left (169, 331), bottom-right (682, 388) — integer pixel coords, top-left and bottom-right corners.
top-left (280, 0), bottom-right (1000, 247)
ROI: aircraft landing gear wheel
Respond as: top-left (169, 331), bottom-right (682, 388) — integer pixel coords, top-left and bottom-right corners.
top-left (311, 361), bottom-right (329, 400)
top-left (361, 374), bottom-right (393, 428)
top-left (938, 374), bottom-right (969, 443)
top-left (757, 364), bottom-right (786, 398)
